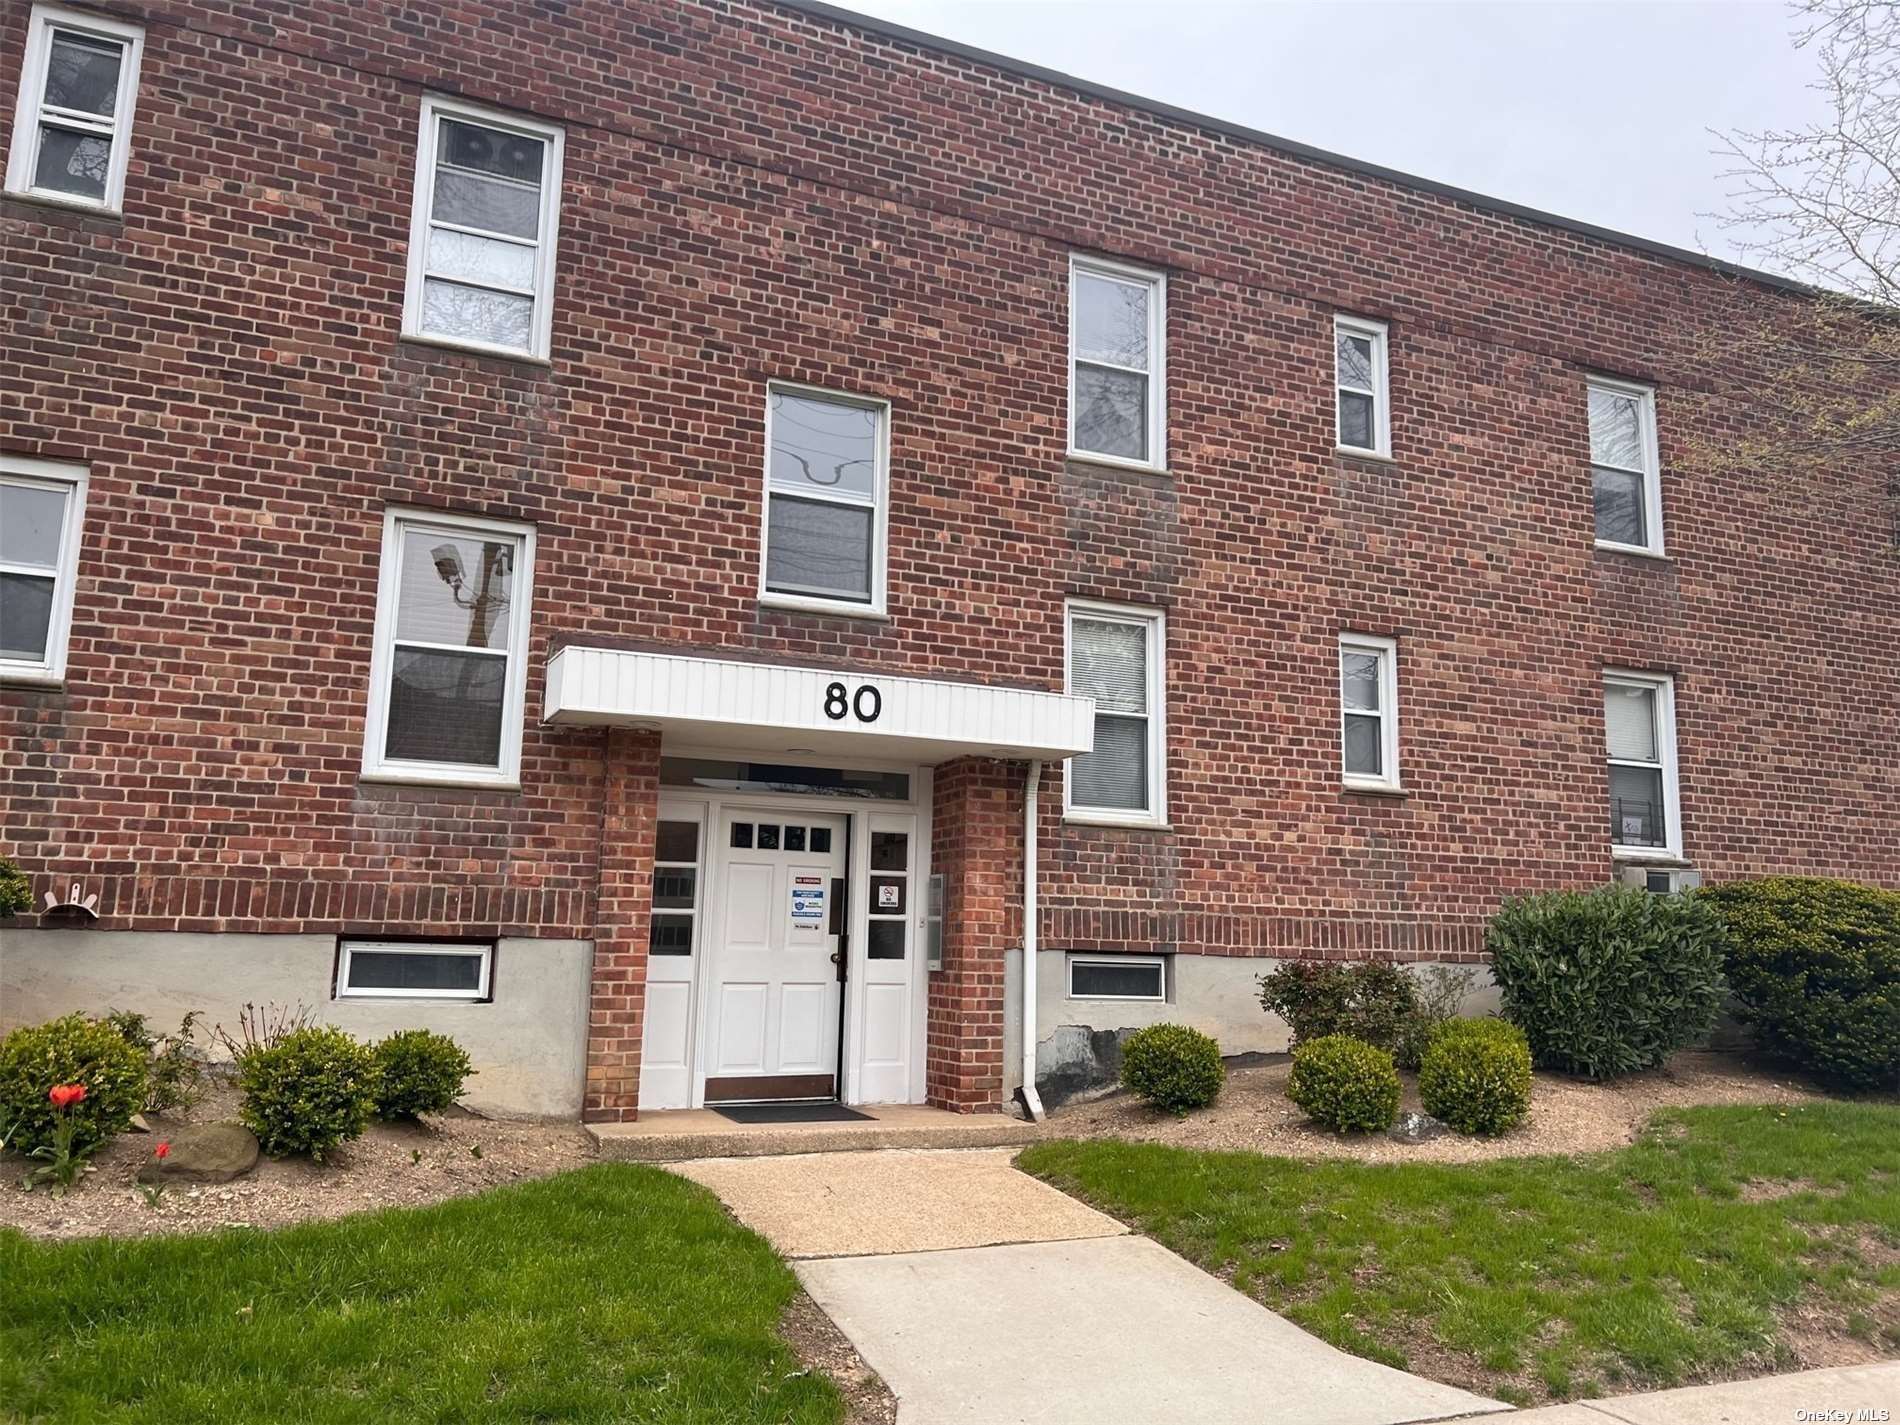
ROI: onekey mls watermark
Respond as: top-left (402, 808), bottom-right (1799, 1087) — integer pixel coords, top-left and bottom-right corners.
top-left (1795, 1409), bottom-right (1891, 1422)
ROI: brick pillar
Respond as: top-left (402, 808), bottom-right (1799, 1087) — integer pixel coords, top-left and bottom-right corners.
top-left (927, 757), bottom-right (1023, 1113)
top-left (584, 727), bottom-right (661, 1122)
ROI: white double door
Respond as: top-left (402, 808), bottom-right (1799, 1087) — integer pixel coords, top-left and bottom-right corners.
top-left (706, 809), bottom-right (848, 1095)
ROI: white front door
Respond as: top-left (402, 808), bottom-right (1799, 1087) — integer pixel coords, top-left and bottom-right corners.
top-left (706, 809), bottom-right (848, 1099)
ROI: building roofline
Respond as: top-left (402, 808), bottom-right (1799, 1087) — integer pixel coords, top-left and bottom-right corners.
top-left (773, 0), bottom-right (1815, 299)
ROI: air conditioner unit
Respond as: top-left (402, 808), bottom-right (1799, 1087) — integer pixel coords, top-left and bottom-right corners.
top-left (1616, 865), bottom-right (1702, 895)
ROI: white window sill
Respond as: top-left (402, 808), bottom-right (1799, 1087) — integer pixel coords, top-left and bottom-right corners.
top-left (1342, 779), bottom-right (1407, 796)
top-left (397, 332), bottom-right (553, 368)
top-left (0, 668), bottom-right (66, 688)
top-left (360, 769), bottom-right (521, 792)
top-left (2, 187), bottom-right (122, 218)
top-left (1066, 449), bottom-right (1171, 477)
top-left (759, 592), bottom-right (890, 621)
top-left (1335, 445), bottom-right (1396, 464)
top-left (1594, 541), bottom-right (1672, 562)
top-left (1611, 846), bottom-right (1687, 864)
top-left (1063, 812), bottom-right (1173, 832)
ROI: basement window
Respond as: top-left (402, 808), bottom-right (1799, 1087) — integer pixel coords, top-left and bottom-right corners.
top-left (5, 5), bottom-right (145, 212)
top-left (337, 940), bottom-right (493, 1000)
top-left (1068, 955), bottom-right (1166, 1002)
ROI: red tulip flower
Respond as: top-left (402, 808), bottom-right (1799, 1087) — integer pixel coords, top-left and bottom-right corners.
top-left (47, 1083), bottom-right (87, 1110)
top-left (155, 1141), bottom-right (171, 1160)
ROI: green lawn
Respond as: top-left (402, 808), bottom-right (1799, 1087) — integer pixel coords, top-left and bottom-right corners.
top-left (1021, 1103), bottom-right (1900, 1404)
top-left (0, 1163), bottom-right (840, 1424)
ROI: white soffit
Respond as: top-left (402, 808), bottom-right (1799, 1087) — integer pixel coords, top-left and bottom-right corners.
top-left (544, 646), bottom-right (1095, 762)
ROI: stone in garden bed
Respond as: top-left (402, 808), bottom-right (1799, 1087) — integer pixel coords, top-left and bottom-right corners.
top-left (136, 1123), bottom-right (260, 1184)
top-left (1387, 1111), bottom-right (1449, 1144)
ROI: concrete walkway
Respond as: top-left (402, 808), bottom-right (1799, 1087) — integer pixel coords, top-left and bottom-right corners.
top-left (674, 1147), bottom-right (1505, 1424)
top-left (1507, 1360), bottom-right (1900, 1423)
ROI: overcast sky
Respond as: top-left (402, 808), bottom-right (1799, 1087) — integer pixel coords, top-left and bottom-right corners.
top-left (839, 1), bottom-right (1828, 269)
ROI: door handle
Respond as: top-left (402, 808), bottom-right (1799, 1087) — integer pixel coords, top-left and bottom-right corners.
top-left (829, 952), bottom-right (841, 965)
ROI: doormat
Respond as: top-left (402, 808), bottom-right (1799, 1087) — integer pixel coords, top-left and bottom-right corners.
top-left (712, 1103), bottom-right (874, 1124)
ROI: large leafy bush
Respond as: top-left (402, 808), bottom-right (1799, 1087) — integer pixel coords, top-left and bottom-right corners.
top-left (1118, 1023), bottom-right (1224, 1115)
top-left (1486, 886), bottom-right (1725, 1078)
top-left (237, 1026), bottom-right (378, 1160)
top-left (373, 1029), bottom-right (474, 1119)
top-left (0, 1014), bottom-right (148, 1155)
top-left (1260, 959), bottom-right (1475, 1070)
top-left (1285, 1033), bottom-right (1400, 1133)
top-left (1698, 876), bottom-right (1900, 1090)
top-left (1418, 1018), bottom-right (1533, 1136)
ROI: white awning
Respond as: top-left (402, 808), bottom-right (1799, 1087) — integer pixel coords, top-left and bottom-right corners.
top-left (543, 646), bottom-right (1095, 762)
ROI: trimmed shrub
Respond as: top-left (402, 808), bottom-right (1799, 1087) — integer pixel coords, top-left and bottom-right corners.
top-left (0, 856), bottom-right (29, 917)
top-left (1487, 887), bottom-right (1725, 1078)
top-left (1119, 1023), bottom-right (1224, 1115)
top-left (1698, 876), bottom-right (1900, 1091)
top-left (1418, 1019), bottom-right (1533, 1136)
top-left (373, 1029), bottom-right (475, 1119)
top-left (1286, 1034), bottom-right (1401, 1133)
top-left (1259, 960), bottom-right (1419, 1051)
top-left (237, 1026), bottom-right (378, 1160)
top-left (0, 1013), bottom-right (149, 1156)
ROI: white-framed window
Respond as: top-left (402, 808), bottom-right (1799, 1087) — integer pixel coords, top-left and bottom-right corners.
top-left (1339, 633), bottom-right (1400, 791)
top-left (0, 455), bottom-right (88, 685)
top-left (1068, 954), bottom-right (1166, 1002)
top-left (650, 817), bottom-right (702, 958)
top-left (337, 939), bottom-right (492, 1000)
top-left (1069, 255), bottom-right (1167, 470)
top-left (1065, 600), bottom-right (1167, 826)
top-left (363, 507), bottom-right (536, 787)
top-left (1334, 315), bottom-right (1391, 457)
top-left (759, 383), bottom-right (890, 615)
top-left (4, 6), bottom-right (144, 212)
top-left (401, 94), bottom-right (565, 361)
top-left (1588, 378), bottom-right (1664, 555)
top-left (1605, 670), bottom-right (1681, 859)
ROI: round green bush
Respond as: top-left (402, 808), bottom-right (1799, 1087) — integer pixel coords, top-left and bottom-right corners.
top-left (1418, 1018), bottom-right (1533, 1136)
top-left (1698, 877), bottom-right (1900, 1091)
top-left (1118, 1023), bottom-right (1224, 1115)
top-left (237, 1026), bottom-right (378, 1160)
top-left (0, 1013), bottom-right (149, 1156)
top-left (1286, 1033), bottom-right (1400, 1133)
top-left (373, 1029), bottom-right (474, 1119)
top-left (1487, 886), bottom-right (1726, 1079)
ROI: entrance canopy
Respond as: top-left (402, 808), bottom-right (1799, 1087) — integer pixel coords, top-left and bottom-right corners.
top-left (543, 647), bottom-right (1095, 762)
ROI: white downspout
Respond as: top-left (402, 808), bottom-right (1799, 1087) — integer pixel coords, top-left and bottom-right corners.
top-left (1019, 759), bottom-right (1046, 1122)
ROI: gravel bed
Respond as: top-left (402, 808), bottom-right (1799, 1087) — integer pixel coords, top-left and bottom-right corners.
top-left (1046, 1049), bottom-right (1829, 1162)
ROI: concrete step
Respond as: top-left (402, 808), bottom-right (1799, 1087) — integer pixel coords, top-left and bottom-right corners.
top-left (588, 1104), bottom-right (1045, 1162)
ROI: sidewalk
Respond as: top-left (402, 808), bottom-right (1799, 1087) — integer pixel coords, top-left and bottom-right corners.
top-left (1507, 1361), bottom-right (1900, 1424)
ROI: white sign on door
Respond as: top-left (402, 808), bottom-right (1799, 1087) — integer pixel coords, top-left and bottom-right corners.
top-left (790, 875), bottom-right (826, 934)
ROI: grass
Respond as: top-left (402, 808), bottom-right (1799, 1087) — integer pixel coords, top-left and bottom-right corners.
top-left (1021, 1103), bottom-right (1900, 1404)
top-left (0, 1163), bottom-right (841, 1424)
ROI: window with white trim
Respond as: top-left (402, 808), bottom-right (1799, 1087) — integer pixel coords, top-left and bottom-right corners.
top-left (1069, 256), bottom-right (1166, 469)
top-left (1068, 954), bottom-right (1167, 1002)
top-left (402, 95), bottom-right (564, 360)
top-left (1605, 671), bottom-right (1680, 857)
top-left (1066, 601), bottom-right (1166, 824)
top-left (760, 385), bottom-right (889, 613)
top-left (1334, 316), bottom-right (1390, 456)
top-left (1339, 633), bottom-right (1400, 790)
top-left (0, 455), bottom-right (88, 685)
top-left (650, 819), bottom-right (702, 957)
top-left (363, 508), bottom-right (535, 786)
top-left (5, 6), bottom-right (144, 211)
top-left (1588, 379), bottom-right (1664, 554)
top-left (337, 939), bottom-right (492, 1000)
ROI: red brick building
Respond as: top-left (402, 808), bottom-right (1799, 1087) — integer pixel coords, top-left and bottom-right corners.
top-left (3, 0), bottom-right (1895, 1120)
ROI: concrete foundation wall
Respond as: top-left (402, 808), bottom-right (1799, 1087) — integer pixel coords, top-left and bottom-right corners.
top-left (0, 929), bottom-right (593, 1119)
top-left (1015, 952), bottom-right (1500, 1107)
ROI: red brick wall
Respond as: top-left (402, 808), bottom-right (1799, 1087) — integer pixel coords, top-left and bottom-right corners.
top-left (584, 729), bottom-right (660, 1121)
top-left (3, 0), bottom-right (1896, 977)
top-left (927, 758), bottom-right (1019, 1111)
